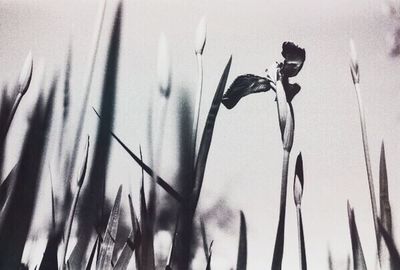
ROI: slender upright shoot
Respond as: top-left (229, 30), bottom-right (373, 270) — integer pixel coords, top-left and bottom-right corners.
top-left (349, 39), bottom-right (380, 256)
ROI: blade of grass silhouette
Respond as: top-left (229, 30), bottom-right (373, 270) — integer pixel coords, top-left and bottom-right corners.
top-left (206, 241), bottom-right (213, 270)
top-left (191, 55), bottom-right (232, 212)
top-left (165, 213), bottom-right (180, 269)
top-left (62, 136), bottom-right (89, 269)
top-left (92, 107), bottom-right (183, 203)
top-left (0, 164), bottom-right (17, 211)
top-left (379, 141), bottom-right (393, 269)
top-left (172, 56), bottom-right (232, 270)
top-left (76, 4), bottom-right (121, 265)
top-left (59, 45), bottom-right (72, 156)
top-left (69, 0), bottom-right (107, 178)
top-left (200, 218), bottom-right (208, 260)
top-left (85, 236), bottom-right (99, 270)
top-left (378, 218), bottom-right (400, 269)
top-left (236, 211), bottom-right (247, 270)
top-left (347, 202), bottom-right (367, 270)
top-left (349, 40), bottom-right (380, 261)
top-left (137, 148), bottom-right (155, 270)
top-left (97, 185), bottom-right (123, 270)
top-left (0, 84), bottom-right (55, 269)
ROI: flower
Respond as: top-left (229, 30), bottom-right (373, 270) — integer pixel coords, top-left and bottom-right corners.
top-left (280, 41), bottom-right (306, 78)
top-left (222, 41), bottom-right (305, 109)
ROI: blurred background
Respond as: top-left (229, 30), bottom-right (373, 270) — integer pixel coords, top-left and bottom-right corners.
top-left (1, 0), bottom-right (400, 269)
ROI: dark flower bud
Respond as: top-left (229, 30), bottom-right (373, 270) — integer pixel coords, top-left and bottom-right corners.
top-left (281, 42), bottom-right (306, 78)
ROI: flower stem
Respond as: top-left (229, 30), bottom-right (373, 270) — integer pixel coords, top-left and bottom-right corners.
top-left (192, 53), bottom-right (203, 164)
top-left (296, 205), bottom-right (307, 270)
top-left (354, 82), bottom-right (380, 254)
top-left (62, 184), bottom-right (82, 269)
top-left (272, 148), bottom-right (290, 270)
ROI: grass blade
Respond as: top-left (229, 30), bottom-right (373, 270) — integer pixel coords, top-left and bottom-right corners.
top-left (347, 202), bottom-right (367, 270)
top-left (97, 185), bottom-right (123, 270)
top-left (93, 108), bottom-right (183, 204)
top-left (85, 236), bottom-right (100, 270)
top-left (76, 3), bottom-right (122, 264)
top-left (378, 219), bottom-right (400, 269)
top-left (0, 84), bottom-right (55, 269)
top-left (236, 211), bottom-right (247, 270)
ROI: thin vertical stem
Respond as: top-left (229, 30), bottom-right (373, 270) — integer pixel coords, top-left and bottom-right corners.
top-left (62, 185), bottom-right (82, 269)
top-left (272, 149), bottom-right (290, 270)
top-left (354, 83), bottom-right (380, 254)
top-left (4, 93), bottom-right (22, 139)
top-left (192, 53), bottom-right (203, 164)
top-left (296, 205), bottom-right (307, 270)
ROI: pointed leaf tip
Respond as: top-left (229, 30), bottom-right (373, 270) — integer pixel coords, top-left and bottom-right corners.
top-left (294, 152), bottom-right (304, 205)
top-left (157, 33), bottom-right (171, 97)
top-left (18, 51), bottom-right (33, 95)
top-left (195, 16), bottom-right (207, 55)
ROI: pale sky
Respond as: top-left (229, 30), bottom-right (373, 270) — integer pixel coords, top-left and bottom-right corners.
top-left (1, 0), bottom-right (400, 269)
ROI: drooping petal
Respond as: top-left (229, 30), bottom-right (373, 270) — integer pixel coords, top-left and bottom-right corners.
top-left (222, 74), bottom-right (271, 109)
top-left (281, 42), bottom-right (306, 78)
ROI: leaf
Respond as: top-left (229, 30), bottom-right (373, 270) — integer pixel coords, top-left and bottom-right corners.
top-left (0, 81), bottom-right (55, 269)
top-left (206, 241), bottom-right (213, 270)
top-left (191, 55), bottom-right (232, 212)
top-left (97, 185), bottom-right (123, 270)
top-left (236, 211), bottom-right (247, 270)
top-left (113, 195), bottom-right (141, 270)
top-left (378, 219), bottom-right (400, 269)
top-left (92, 110), bottom-right (183, 203)
top-left (222, 74), bottom-right (270, 109)
top-left (379, 141), bottom-right (393, 268)
top-left (75, 3), bottom-right (122, 265)
top-left (136, 169), bottom-right (155, 270)
top-left (85, 236), bottom-right (99, 270)
top-left (200, 217), bottom-right (209, 260)
top-left (347, 202), bottom-right (367, 270)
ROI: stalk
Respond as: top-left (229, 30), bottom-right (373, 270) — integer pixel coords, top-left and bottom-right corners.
top-left (61, 136), bottom-right (90, 269)
top-left (271, 149), bottom-right (290, 269)
top-left (353, 82), bottom-right (380, 252)
top-left (350, 39), bottom-right (380, 256)
top-left (192, 53), bottom-right (203, 162)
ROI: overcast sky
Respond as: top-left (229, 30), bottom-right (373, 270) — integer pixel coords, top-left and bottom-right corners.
top-left (1, 0), bottom-right (400, 269)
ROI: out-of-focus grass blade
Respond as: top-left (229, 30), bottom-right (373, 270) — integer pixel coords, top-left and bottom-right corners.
top-left (205, 241), bottom-right (213, 270)
top-left (172, 57), bottom-right (232, 269)
top-left (59, 45), bottom-right (72, 155)
top-left (38, 232), bottom-right (62, 270)
top-left (347, 202), bottom-right (367, 270)
top-left (0, 164), bottom-right (17, 211)
top-left (378, 219), bottom-right (400, 269)
top-left (190, 56), bottom-right (232, 212)
top-left (94, 107), bottom-right (183, 204)
top-left (236, 211), bottom-right (247, 270)
top-left (76, 3), bottom-right (122, 265)
top-left (97, 185), bottom-right (123, 270)
top-left (0, 83), bottom-right (55, 269)
top-left (200, 217), bottom-right (208, 260)
top-left (327, 250), bottom-right (334, 270)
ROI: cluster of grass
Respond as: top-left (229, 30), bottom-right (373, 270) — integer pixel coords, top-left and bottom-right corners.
top-left (0, 1), bottom-right (399, 270)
